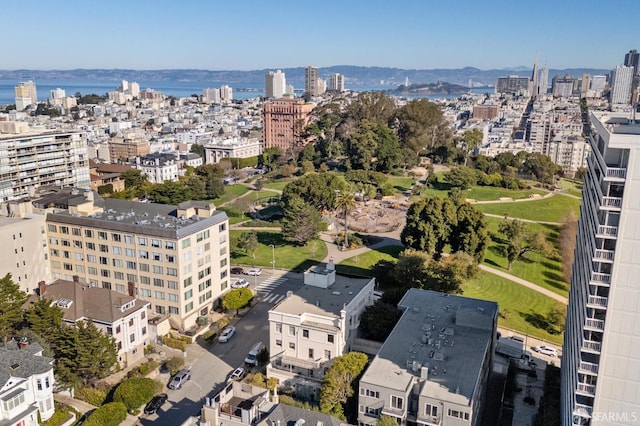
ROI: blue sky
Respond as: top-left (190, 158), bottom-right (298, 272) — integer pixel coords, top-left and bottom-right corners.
top-left (1, 0), bottom-right (636, 70)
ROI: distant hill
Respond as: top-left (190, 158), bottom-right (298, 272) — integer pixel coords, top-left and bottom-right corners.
top-left (389, 81), bottom-right (470, 95)
top-left (0, 66), bottom-right (611, 88)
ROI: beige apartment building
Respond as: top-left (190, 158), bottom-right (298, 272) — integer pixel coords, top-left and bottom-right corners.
top-left (108, 137), bottom-right (150, 162)
top-left (262, 99), bottom-right (314, 151)
top-left (45, 192), bottom-right (230, 331)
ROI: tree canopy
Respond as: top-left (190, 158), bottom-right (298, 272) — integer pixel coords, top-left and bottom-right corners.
top-left (281, 196), bottom-right (325, 245)
top-left (498, 218), bottom-right (552, 270)
top-left (0, 274), bottom-right (28, 342)
top-left (319, 352), bottom-right (369, 420)
top-left (359, 302), bottom-right (402, 342)
top-left (222, 288), bottom-right (253, 315)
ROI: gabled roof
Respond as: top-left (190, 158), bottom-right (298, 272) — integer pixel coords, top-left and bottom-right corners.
top-left (25, 280), bottom-right (149, 325)
top-left (0, 343), bottom-right (53, 389)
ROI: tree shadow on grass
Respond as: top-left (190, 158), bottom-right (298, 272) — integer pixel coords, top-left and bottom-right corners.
top-left (542, 271), bottom-right (569, 292)
top-left (484, 258), bottom-right (502, 268)
top-left (520, 312), bottom-right (562, 335)
top-left (541, 260), bottom-right (562, 272)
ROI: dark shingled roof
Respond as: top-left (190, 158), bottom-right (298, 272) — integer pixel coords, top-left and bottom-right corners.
top-left (263, 404), bottom-right (349, 426)
top-left (0, 343), bottom-right (53, 388)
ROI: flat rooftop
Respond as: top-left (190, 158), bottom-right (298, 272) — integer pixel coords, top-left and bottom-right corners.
top-left (593, 111), bottom-right (640, 136)
top-left (271, 274), bottom-right (373, 318)
top-left (362, 289), bottom-right (497, 404)
top-left (46, 198), bottom-right (227, 239)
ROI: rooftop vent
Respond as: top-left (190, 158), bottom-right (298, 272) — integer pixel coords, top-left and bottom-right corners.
top-left (55, 298), bottom-right (73, 309)
top-left (10, 363), bottom-right (20, 370)
top-left (331, 291), bottom-right (341, 296)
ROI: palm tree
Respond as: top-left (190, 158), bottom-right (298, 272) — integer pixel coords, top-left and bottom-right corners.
top-left (335, 191), bottom-right (356, 249)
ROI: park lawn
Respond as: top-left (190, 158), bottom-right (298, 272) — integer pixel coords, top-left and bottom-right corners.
top-left (483, 216), bottom-right (569, 297)
top-left (336, 245), bottom-right (405, 276)
top-left (476, 194), bottom-right (581, 223)
top-left (230, 230), bottom-right (327, 271)
top-left (251, 189), bottom-right (281, 201)
top-left (387, 176), bottom-right (416, 193)
top-left (262, 180), bottom-right (295, 191)
top-left (462, 272), bottom-right (565, 345)
top-left (557, 178), bottom-right (583, 198)
top-left (464, 186), bottom-right (547, 201)
top-left (213, 184), bottom-right (251, 206)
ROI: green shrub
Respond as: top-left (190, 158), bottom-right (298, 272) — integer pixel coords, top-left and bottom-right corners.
top-left (84, 402), bottom-right (127, 426)
top-left (216, 317), bottom-right (230, 330)
top-left (75, 386), bottom-right (108, 407)
top-left (380, 183), bottom-right (395, 196)
top-left (218, 205), bottom-right (244, 217)
top-left (113, 377), bottom-right (161, 412)
top-left (220, 156), bottom-right (258, 169)
top-left (98, 183), bottom-right (114, 195)
top-left (165, 356), bottom-right (185, 375)
top-left (162, 335), bottom-right (187, 351)
top-left (127, 359), bottom-right (159, 378)
top-left (40, 401), bottom-right (75, 426)
top-left (203, 329), bottom-right (217, 342)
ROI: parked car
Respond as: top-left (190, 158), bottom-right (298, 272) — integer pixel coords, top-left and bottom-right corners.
top-left (218, 326), bottom-right (236, 343)
top-left (144, 393), bottom-right (168, 415)
top-left (168, 369), bottom-right (191, 389)
top-left (231, 267), bottom-right (245, 275)
top-left (227, 367), bottom-right (246, 382)
top-left (532, 345), bottom-right (558, 357)
top-left (246, 268), bottom-right (262, 276)
top-left (231, 278), bottom-right (249, 289)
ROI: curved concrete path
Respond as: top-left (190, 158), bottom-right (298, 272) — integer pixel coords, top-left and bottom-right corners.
top-left (479, 264), bottom-right (568, 304)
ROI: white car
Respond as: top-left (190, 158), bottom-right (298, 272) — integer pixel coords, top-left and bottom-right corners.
top-left (227, 367), bottom-right (246, 382)
top-left (218, 326), bottom-right (236, 343)
top-left (231, 278), bottom-right (249, 289)
top-left (245, 268), bottom-right (262, 276)
top-left (533, 345), bottom-right (557, 357)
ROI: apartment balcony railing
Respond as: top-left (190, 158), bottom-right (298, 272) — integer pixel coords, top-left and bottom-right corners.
top-left (596, 225), bottom-right (618, 238)
top-left (579, 361), bottom-right (599, 375)
top-left (576, 383), bottom-right (597, 396)
top-left (585, 318), bottom-right (605, 332)
top-left (593, 249), bottom-right (615, 261)
top-left (590, 272), bottom-right (611, 285)
top-left (601, 196), bottom-right (622, 209)
top-left (581, 340), bottom-right (602, 354)
top-left (573, 403), bottom-right (593, 419)
top-left (587, 295), bottom-right (608, 309)
top-left (605, 167), bottom-right (627, 180)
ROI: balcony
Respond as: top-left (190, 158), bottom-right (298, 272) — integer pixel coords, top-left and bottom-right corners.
top-left (587, 295), bottom-right (608, 309)
top-left (573, 403), bottom-right (593, 420)
top-left (576, 383), bottom-right (596, 396)
top-left (601, 196), bottom-right (622, 209)
top-left (604, 167), bottom-right (627, 180)
top-left (579, 361), bottom-right (599, 375)
top-left (590, 272), bottom-right (611, 286)
top-left (596, 225), bottom-right (618, 238)
top-left (585, 318), bottom-right (605, 332)
top-left (581, 340), bottom-right (602, 354)
top-left (593, 249), bottom-right (615, 261)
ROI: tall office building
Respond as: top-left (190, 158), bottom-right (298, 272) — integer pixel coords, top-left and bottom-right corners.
top-left (0, 126), bottom-right (90, 201)
top-left (552, 75), bottom-right (577, 97)
top-left (561, 111), bottom-right (640, 426)
top-left (15, 81), bottom-right (37, 110)
top-left (531, 57), bottom-right (539, 97)
top-left (610, 66), bottom-right (634, 105)
top-left (539, 66), bottom-right (549, 95)
top-left (581, 74), bottom-right (592, 96)
top-left (265, 70), bottom-right (286, 98)
top-left (590, 75), bottom-right (607, 92)
top-left (329, 73), bottom-right (345, 92)
top-left (624, 49), bottom-right (639, 75)
top-left (305, 66), bottom-right (320, 98)
top-left (495, 76), bottom-right (530, 95)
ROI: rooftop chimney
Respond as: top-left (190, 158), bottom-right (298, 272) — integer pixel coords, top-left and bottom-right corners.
top-left (38, 281), bottom-right (46, 297)
top-left (73, 275), bottom-right (80, 283)
top-left (327, 257), bottom-right (335, 271)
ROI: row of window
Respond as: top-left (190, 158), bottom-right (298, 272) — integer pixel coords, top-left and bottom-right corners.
top-left (358, 398), bottom-right (468, 422)
top-left (274, 323), bottom-right (335, 343)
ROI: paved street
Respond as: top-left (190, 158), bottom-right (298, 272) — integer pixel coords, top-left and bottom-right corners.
top-left (138, 270), bottom-right (304, 425)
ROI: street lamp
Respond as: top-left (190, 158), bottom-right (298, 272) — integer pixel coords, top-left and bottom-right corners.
top-left (269, 244), bottom-right (275, 271)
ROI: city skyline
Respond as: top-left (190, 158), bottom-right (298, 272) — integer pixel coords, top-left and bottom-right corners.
top-left (1, 0), bottom-right (637, 71)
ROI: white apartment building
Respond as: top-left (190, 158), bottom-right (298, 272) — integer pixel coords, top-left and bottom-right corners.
top-left (0, 125), bottom-right (90, 202)
top-left (330, 73), bottom-right (345, 92)
top-left (0, 341), bottom-right (55, 424)
top-left (204, 137), bottom-right (262, 164)
top-left (358, 289), bottom-right (498, 426)
top-left (35, 278), bottom-right (151, 366)
top-left (14, 81), bottom-right (37, 111)
top-left (45, 194), bottom-right (231, 331)
top-left (0, 201), bottom-right (51, 294)
top-left (136, 154), bottom-right (179, 183)
top-left (267, 260), bottom-right (375, 398)
top-left (610, 66), bottom-right (634, 105)
top-left (49, 88), bottom-right (66, 100)
top-left (547, 135), bottom-right (591, 175)
top-left (562, 112), bottom-right (640, 426)
top-left (265, 70), bottom-right (286, 98)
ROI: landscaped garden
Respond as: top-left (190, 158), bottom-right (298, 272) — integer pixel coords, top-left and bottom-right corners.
top-left (230, 230), bottom-right (327, 271)
top-left (336, 245), bottom-right (405, 276)
top-left (462, 272), bottom-right (565, 345)
top-left (212, 184), bottom-right (251, 206)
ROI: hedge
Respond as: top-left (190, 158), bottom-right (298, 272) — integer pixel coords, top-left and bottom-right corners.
top-left (113, 377), bottom-right (162, 412)
top-left (84, 402), bottom-right (127, 426)
top-left (162, 335), bottom-right (187, 351)
top-left (220, 156), bottom-right (258, 169)
top-left (75, 386), bottom-right (109, 407)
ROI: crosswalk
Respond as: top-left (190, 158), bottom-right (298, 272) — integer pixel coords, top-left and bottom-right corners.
top-left (254, 277), bottom-right (288, 305)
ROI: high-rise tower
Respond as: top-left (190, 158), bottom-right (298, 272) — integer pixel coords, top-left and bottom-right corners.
top-left (539, 66), bottom-right (549, 95)
top-left (305, 66), bottom-right (319, 99)
top-left (531, 55), bottom-right (539, 97)
top-left (329, 73), bottom-right (345, 92)
top-left (610, 66), bottom-right (634, 105)
top-left (265, 69), bottom-right (286, 98)
top-left (624, 49), bottom-right (639, 75)
top-left (561, 111), bottom-right (640, 426)
top-left (14, 81), bottom-right (37, 110)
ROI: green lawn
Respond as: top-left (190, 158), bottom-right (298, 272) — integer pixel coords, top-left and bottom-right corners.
top-left (476, 194), bottom-right (581, 223)
top-left (387, 176), bottom-right (416, 193)
top-left (212, 184), bottom-right (251, 206)
top-left (336, 245), bottom-right (405, 276)
top-left (463, 272), bottom-right (565, 345)
top-left (262, 180), bottom-right (294, 191)
top-left (557, 178), bottom-right (583, 198)
top-left (482, 216), bottom-right (568, 297)
top-left (230, 230), bottom-right (327, 271)
top-left (422, 183), bottom-right (547, 201)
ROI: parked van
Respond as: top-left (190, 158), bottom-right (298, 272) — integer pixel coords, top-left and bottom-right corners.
top-left (244, 342), bottom-right (266, 366)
